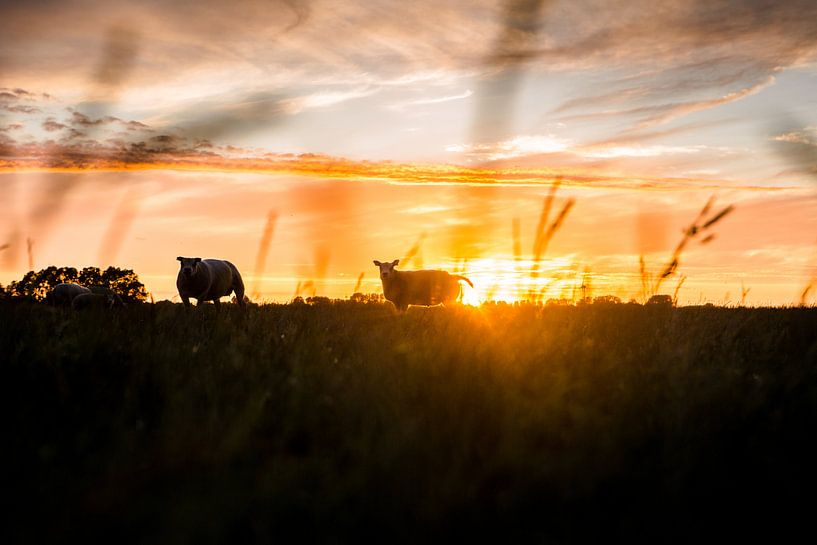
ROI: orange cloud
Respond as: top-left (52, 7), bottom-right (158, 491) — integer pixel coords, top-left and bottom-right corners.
top-left (0, 151), bottom-right (795, 192)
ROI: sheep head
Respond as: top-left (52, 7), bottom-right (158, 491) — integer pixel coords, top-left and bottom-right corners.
top-left (177, 256), bottom-right (202, 277)
top-left (373, 259), bottom-right (399, 280)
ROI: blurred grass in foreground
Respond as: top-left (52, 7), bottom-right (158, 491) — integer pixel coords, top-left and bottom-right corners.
top-left (3, 301), bottom-right (817, 543)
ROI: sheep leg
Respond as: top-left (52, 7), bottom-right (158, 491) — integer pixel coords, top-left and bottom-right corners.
top-left (181, 296), bottom-right (191, 308)
top-left (213, 298), bottom-right (221, 308)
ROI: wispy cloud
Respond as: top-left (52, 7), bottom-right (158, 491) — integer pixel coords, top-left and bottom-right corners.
top-left (770, 122), bottom-right (817, 180)
top-left (0, 88), bottom-right (46, 114)
top-left (557, 77), bottom-right (776, 130)
top-left (42, 118), bottom-right (67, 132)
top-left (633, 76), bottom-right (776, 130)
top-left (281, 87), bottom-right (379, 114)
top-left (579, 145), bottom-right (703, 159)
top-left (389, 89), bottom-right (473, 110)
top-left (402, 204), bottom-right (450, 215)
top-left (774, 126), bottom-right (817, 147)
top-left (586, 119), bottom-right (737, 148)
top-left (446, 132), bottom-right (715, 162)
top-left (0, 123), bottom-right (24, 133)
top-left (447, 134), bottom-right (570, 160)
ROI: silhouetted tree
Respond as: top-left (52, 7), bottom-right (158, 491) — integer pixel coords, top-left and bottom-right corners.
top-left (365, 293), bottom-right (385, 303)
top-left (98, 267), bottom-right (148, 303)
top-left (546, 298), bottom-right (572, 307)
top-left (5, 266), bottom-right (147, 303)
top-left (646, 294), bottom-right (673, 307)
top-left (6, 266), bottom-right (79, 301)
top-left (593, 295), bottom-right (622, 305)
top-left (78, 266), bottom-right (104, 287)
top-left (349, 292), bottom-right (385, 303)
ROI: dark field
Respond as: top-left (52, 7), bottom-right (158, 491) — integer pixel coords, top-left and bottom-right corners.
top-left (4, 301), bottom-right (817, 543)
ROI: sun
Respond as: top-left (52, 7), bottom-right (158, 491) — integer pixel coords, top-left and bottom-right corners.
top-left (445, 256), bottom-right (579, 305)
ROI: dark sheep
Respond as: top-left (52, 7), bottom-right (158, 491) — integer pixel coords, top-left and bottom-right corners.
top-left (176, 256), bottom-right (246, 308)
top-left (71, 292), bottom-right (124, 310)
top-left (46, 283), bottom-right (91, 306)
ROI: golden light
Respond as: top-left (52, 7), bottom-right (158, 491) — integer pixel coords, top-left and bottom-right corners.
top-left (444, 256), bottom-right (581, 305)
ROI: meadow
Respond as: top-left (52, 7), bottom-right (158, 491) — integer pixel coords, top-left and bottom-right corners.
top-left (4, 300), bottom-right (817, 543)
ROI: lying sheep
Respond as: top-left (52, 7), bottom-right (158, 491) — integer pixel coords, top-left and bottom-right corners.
top-left (71, 292), bottom-right (124, 311)
top-left (46, 283), bottom-right (91, 306)
top-left (89, 286), bottom-right (125, 306)
top-left (373, 259), bottom-right (473, 312)
top-left (176, 256), bottom-right (246, 308)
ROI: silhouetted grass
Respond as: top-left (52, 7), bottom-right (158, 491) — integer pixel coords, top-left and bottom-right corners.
top-left (251, 210), bottom-right (278, 300)
top-left (640, 196), bottom-right (734, 302)
top-left (3, 301), bottom-right (817, 544)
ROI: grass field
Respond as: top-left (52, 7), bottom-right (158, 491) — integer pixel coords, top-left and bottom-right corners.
top-left (4, 301), bottom-right (817, 543)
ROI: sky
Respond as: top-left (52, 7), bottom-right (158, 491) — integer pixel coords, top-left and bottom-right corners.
top-left (2, 0), bottom-right (817, 304)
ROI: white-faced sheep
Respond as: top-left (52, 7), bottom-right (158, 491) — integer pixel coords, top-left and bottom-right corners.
top-left (373, 259), bottom-right (473, 312)
top-left (71, 291), bottom-right (125, 311)
top-left (46, 283), bottom-right (91, 306)
top-left (176, 257), bottom-right (246, 308)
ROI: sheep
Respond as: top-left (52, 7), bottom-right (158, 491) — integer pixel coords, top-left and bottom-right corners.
top-left (71, 292), bottom-right (124, 311)
top-left (176, 256), bottom-right (246, 308)
top-left (46, 283), bottom-right (91, 306)
top-left (373, 259), bottom-right (473, 312)
top-left (89, 286), bottom-right (126, 306)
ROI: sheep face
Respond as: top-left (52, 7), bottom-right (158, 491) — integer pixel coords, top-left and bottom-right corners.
top-left (177, 256), bottom-right (202, 278)
top-left (373, 259), bottom-right (399, 280)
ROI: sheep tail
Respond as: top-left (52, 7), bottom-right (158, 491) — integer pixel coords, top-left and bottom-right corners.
top-left (453, 275), bottom-right (474, 288)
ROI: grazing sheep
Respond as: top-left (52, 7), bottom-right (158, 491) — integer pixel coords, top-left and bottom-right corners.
top-left (89, 286), bottom-right (126, 305)
top-left (71, 292), bottom-right (123, 311)
top-left (176, 256), bottom-right (246, 308)
top-left (373, 259), bottom-right (473, 312)
top-left (46, 283), bottom-right (91, 306)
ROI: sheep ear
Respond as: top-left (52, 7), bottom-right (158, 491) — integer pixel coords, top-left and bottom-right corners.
top-left (176, 256), bottom-right (183, 262)
top-left (392, 259), bottom-right (399, 266)
top-left (194, 257), bottom-right (201, 263)
top-left (373, 260), bottom-right (381, 266)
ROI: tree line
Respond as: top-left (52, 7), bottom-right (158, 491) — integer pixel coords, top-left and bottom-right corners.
top-left (1, 266), bottom-right (148, 304)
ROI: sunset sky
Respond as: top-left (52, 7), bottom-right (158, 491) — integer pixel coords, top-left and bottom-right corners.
top-left (2, 0), bottom-right (817, 304)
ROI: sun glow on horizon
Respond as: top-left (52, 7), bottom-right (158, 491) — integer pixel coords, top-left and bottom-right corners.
top-left (444, 256), bottom-right (586, 306)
